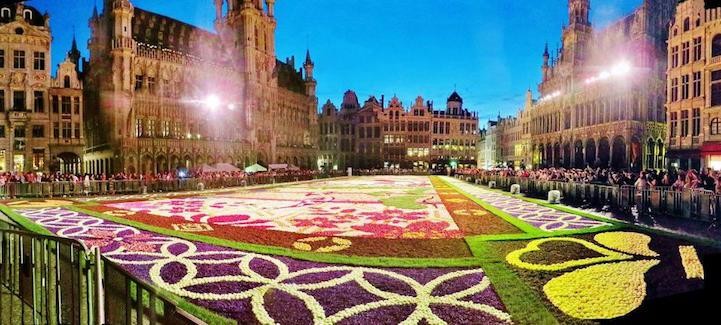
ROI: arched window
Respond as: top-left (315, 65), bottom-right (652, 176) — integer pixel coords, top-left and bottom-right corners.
top-left (673, 28), bottom-right (678, 37)
top-left (23, 9), bottom-right (32, 21)
top-left (696, 18), bottom-right (701, 27)
top-left (711, 118), bottom-right (721, 135)
top-left (713, 34), bottom-right (721, 57)
top-left (683, 17), bottom-right (690, 32)
top-left (0, 8), bottom-right (10, 18)
top-left (63, 76), bottom-right (71, 88)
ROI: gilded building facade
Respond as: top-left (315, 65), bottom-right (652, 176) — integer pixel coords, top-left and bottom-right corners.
top-left (522, 0), bottom-right (673, 171)
top-left (318, 90), bottom-right (478, 170)
top-left (666, 0), bottom-right (721, 170)
top-left (0, 2), bottom-right (85, 173)
top-left (84, 0), bottom-right (318, 174)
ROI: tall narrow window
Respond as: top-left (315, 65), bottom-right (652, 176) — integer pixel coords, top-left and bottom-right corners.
top-left (693, 71), bottom-right (702, 97)
top-left (682, 74), bottom-right (690, 99)
top-left (32, 52), bottom-right (45, 70)
top-left (693, 37), bottom-right (702, 61)
top-left (0, 49), bottom-right (4, 69)
top-left (73, 97), bottom-right (80, 114)
top-left (0, 90), bottom-right (4, 112)
top-left (51, 95), bottom-right (58, 113)
top-left (33, 91), bottom-right (44, 113)
top-left (712, 70), bottom-right (721, 106)
top-left (61, 96), bottom-right (71, 114)
top-left (671, 46), bottom-right (679, 68)
top-left (134, 75), bottom-right (143, 91)
top-left (681, 110), bottom-right (689, 137)
top-left (13, 91), bottom-right (25, 110)
top-left (711, 118), bottom-right (721, 135)
top-left (670, 78), bottom-right (679, 102)
top-left (62, 122), bottom-right (72, 139)
top-left (692, 108), bottom-right (701, 137)
top-left (670, 112), bottom-right (678, 138)
top-left (682, 42), bottom-right (690, 65)
top-left (13, 50), bottom-right (25, 69)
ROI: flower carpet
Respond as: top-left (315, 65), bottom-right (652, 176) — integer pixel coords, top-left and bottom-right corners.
top-left (2, 175), bottom-right (720, 324)
top-left (15, 207), bottom-right (512, 324)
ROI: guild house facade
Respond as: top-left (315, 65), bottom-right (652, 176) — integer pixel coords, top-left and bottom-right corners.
top-left (318, 90), bottom-right (478, 171)
top-left (0, 1), bottom-right (85, 173)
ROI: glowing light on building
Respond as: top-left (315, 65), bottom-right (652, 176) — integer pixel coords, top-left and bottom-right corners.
top-left (205, 95), bottom-right (221, 110)
top-left (585, 60), bottom-right (632, 85)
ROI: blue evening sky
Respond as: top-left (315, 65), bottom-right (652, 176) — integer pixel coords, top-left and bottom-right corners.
top-left (31, 0), bottom-right (639, 124)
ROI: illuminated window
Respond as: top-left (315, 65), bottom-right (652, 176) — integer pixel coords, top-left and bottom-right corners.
top-left (712, 118), bottom-right (721, 135)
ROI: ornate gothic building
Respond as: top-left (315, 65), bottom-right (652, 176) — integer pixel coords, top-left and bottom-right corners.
top-left (0, 2), bottom-right (85, 173)
top-left (84, 0), bottom-right (318, 174)
top-left (523, 0), bottom-right (674, 171)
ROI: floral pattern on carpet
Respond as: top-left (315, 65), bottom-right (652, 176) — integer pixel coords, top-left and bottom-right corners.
top-left (105, 176), bottom-right (464, 239)
top-left (15, 207), bottom-right (511, 324)
top-left (443, 177), bottom-right (611, 231)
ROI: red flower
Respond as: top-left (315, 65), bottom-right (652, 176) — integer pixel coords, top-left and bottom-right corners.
top-left (352, 220), bottom-right (463, 239)
top-left (293, 217), bottom-right (341, 229)
top-left (361, 209), bottom-right (428, 222)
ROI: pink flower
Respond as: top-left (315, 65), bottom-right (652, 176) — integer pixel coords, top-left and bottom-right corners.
top-left (85, 230), bottom-right (157, 252)
top-left (293, 217), bottom-right (340, 229)
top-left (352, 220), bottom-right (463, 239)
top-left (361, 209), bottom-right (427, 222)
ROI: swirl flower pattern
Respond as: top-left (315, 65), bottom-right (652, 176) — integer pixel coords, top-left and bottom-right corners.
top-left (15, 207), bottom-right (511, 324)
top-left (443, 177), bottom-right (611, 231)
top-left (103, 176), bottom-right (463, 239)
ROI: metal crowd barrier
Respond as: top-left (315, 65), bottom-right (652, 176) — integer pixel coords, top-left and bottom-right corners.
top-left (0, 219), bottom-right (205, 324)
top-left (458, 174), bottom-right (720, 224)
top-left (0, 173), bottom-right (341, 199)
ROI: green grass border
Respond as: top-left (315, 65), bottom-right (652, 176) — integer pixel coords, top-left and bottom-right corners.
top-left (470, 241), bottom-right (558, 325)
top-left (63, 205), bottom-right (486, 268)
top-left (0, 205), bottom-right (55, 236)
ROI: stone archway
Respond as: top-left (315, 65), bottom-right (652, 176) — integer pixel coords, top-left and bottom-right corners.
top-left (574, 140), bottom-right (584, 168)
top-left (183, 155), bottom-right (193, 169)
top-left (563, 143), bottom-right (571, 168)
top-left (56, 152), bottom-right (81, 174)
top-left (553, 143), bottom-right (561, 167)
top-left (170, 155), bottom-right (180, 170)
top-left (142, 155), bottom-right (154, 174)
top-left (630, 136), bottom-right (642, 172)
top-left (545, 144), bottom-right (552, 168)
top-left (585, 139), bottom-right (596, 167)
top-left (598, 137), bottom-right (611, 168)
top-left (611, 136), bottom-right (627, 170)
top-left (156, 155), bottom-right (168, 173)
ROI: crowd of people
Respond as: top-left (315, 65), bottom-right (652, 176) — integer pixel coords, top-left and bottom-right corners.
top-left (456, 167), bottom-right (721, 194)
top-left (0, 168), bottom-right (335, 198)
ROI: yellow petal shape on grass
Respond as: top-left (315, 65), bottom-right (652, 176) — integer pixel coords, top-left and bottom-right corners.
top-left (594, 232), bottom-right (659, 257)
top-left (506, 237), bottom-right (633, 271)
top-left (543, 260), bottom-right (660, 319)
